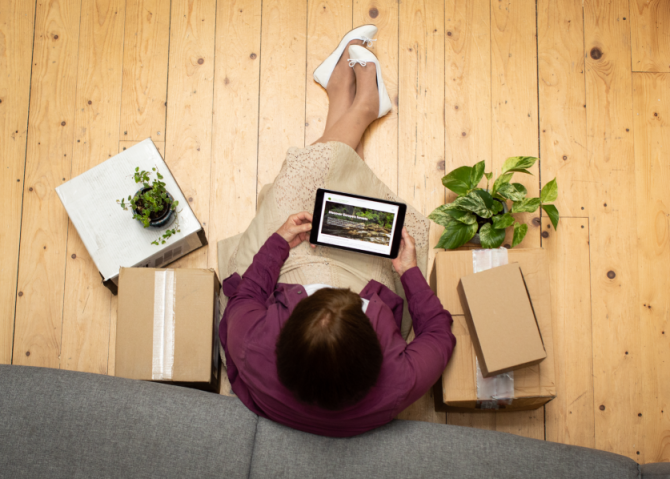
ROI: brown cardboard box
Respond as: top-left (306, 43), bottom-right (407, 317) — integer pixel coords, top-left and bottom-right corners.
top-left (458, 263), bottom-right (547, 377)
top-left (436, 249), bottom-right (556, 411)
top-left (115, 267), bottom-right (220, 388)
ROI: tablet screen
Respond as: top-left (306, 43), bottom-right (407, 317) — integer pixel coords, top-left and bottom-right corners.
top-left (315, 191), bottom-right (401, 256)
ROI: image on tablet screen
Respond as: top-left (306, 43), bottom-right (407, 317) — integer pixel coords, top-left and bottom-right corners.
top-left (317, 192), bottom-right (400, 255)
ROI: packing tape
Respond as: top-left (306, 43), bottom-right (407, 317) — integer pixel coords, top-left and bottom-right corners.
top-left (472, 249), bottom-right (515, 407)
top-left (152, 270), bottom-right (176, 380)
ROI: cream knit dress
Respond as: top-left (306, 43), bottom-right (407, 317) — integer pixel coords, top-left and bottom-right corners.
top-left (217, 141), bottom-right (430, 340)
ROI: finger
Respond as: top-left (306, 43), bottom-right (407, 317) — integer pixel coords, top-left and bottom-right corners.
top-left (298, 211), bottom-right (313, 221)
top-left (294, 211), bottom-right (313, 224)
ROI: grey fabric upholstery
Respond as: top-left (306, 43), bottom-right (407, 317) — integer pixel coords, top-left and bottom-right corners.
top-left (643, 462), bottom-right (670, 478)
top-left (250, 417), bottom-right (641, 479)
top-left (2, 365), bottom-right (665, 479)
top-left (0, 365), bottom-right (257, 479)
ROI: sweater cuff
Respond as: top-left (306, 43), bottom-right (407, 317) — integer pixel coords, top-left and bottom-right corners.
top-left (264, 232), bottom-right (291, 263)
top-left (400, 266), bottom-right (430, 300)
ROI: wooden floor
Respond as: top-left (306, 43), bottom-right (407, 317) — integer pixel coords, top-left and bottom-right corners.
top-left (1, 0), bottom-right (668, 464)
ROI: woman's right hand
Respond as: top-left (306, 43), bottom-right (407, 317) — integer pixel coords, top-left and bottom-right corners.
top-left (392, 227), bottom-right (417, 276)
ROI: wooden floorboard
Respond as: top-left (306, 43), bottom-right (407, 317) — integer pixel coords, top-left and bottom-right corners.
top-left (584, 0), bottom-right (642, 462)
top-left (257, 0), bottom-right (307, 190)
top-left (632, 72), bottom-right (670, 462)
top-left (13, 0), bottom-right (83, 369)
top-left (4, 0), bottom-right (669, 462)
top-left (630, 0), bottom-right (670, 73)
top-left (0, 0), bottom-right (36, 364)
top-left (544, 217), bottom-right (595, 448)
top-left (60, 0), bottom-right (126, 374)
top-left (119, 0), bottom-right (170, 142)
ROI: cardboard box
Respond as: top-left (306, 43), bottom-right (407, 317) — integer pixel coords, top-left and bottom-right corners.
top-left (55, 139), bottom-right (207, 294)
top-left (115, 267), bottom-right (220, 389)
top-left (458, 263), bottom-right (546, 377)
top-left (436, 249), bottom-right (556, 411)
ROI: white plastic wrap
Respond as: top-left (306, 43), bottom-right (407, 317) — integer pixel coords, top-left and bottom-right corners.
top-left (152, 270), bottom-right (176, 380)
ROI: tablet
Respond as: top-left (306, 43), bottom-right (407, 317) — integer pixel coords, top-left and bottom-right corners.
top-left (310, 189), bottom-right (406, 259)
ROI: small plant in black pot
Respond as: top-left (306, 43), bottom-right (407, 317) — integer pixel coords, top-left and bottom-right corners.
top-left (428, 157), bottom-right (559, 249)
top-left (117, 167), bottom-right (180, 245)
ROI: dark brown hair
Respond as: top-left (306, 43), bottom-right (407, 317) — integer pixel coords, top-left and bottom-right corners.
top-left (276, 288), bottom-right (383, 411)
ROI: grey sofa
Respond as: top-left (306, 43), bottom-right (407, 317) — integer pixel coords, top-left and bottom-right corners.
top-left (0, 365), bottom-right (667, 479)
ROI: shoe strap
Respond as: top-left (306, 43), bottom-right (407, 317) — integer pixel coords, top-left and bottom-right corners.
top-left (348, 59), bottom-right (368, 68)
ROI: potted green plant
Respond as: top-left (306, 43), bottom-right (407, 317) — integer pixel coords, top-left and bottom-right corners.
top-left (117, 167), bottom-right (180, 245)
top-left (428, 157), bottom-right (559, 249)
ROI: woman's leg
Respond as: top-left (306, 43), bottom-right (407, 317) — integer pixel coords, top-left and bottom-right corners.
top-left (321, 40), bottom-right (362, 134)
top-left (313, 61), bottom-right (379, 160)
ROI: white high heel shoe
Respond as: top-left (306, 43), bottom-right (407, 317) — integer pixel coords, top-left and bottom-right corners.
top-left (313, 25), bottom-right (378, 89)
top-left (347, 45), bottom-right (393, 119)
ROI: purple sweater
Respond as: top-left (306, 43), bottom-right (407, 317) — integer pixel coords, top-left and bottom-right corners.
top-left (219, 233), bottom-right (456, 437)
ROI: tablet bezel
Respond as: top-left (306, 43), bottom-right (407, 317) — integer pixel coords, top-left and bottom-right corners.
top-left (310, 188), bottom-right (406, 259)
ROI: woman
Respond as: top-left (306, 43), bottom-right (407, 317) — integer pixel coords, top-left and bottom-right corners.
top-left (219, 26), bottom-right (456, 437)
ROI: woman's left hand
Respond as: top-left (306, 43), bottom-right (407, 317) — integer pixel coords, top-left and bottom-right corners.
top-left (276, 212), bottom-right (315, 249)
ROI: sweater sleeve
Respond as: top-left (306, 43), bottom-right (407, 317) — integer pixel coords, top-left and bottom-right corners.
top-left (395, 266), bottom-right (456, 412)
top-left (225, 233), bottom-right (290, 347)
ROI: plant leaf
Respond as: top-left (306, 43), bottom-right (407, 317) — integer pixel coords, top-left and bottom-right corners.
top-left (491, 200), bottom-right (504, 214)
top-left (479, 223), bottom-right (506, 249)
top-left (471, 189), bottom-right (494, 210)
top-left (470, 161), bottom-right (486, 188)
top-left (435, 221), bottom-right (478, 250)
top-left (492, 212), bottom-right (515, 229)
top-left (452, 192), bottom-right (494, 218)
top-left (491, 172), bottom-right (513, 195)
top-left (484, 172), bottom-right (493, 181)
top-left (511, 197), bottom-right (541, 213)
top-left (542, 204), bottom-right (560, 230)
top-left (501, 156), bottom-right (537, 174)
top-left (511, 183), bottom-right (527, 197)
top-left (428, 207), bottom-right (455, 227)
top-left (444, 209), bottom-right (477, 225)
top-left (442, 166), bottom-right (473, 196)
top-left (512, 222), bottom-right (528, 247)
top-left (497, 183), bottom-right (526, 201)
top-left (540, 178), bottom-right (558, 203)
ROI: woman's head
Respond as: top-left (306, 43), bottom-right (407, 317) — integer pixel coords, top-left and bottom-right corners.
top-left (276, 288), bottom-right (383, 411)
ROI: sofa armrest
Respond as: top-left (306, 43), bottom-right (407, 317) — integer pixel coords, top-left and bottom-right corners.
top-left (642, 462), bottom-right (670, 478)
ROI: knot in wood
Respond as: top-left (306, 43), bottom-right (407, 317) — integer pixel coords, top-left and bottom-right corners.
top-left (590, 47), bottom-right (602, 60)
top-left (607, 270), bottom-right (616, 279)
top-left (369, 7), bottom-right (379, 18)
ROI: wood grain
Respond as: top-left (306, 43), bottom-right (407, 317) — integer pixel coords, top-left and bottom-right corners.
top-left (305, 0), bottom-right (352, 146)
top-left (163, 0), bottom-right (217, 270)
top-left (490, 0), bottom-right (540, 248)
top-left (633, 72), bottom-right (670, 462)
top-left (537, 0), bottom-right (590, 217)
top-left (119, 0), bottom-right (170, 141)
top-left (60, 0), bottom-right (126, 374)
top-left (0, 0), bottom-right (36, 364)
top-left (445, 0), bottom-right (491, 189)
top-left (119, 139), bottom-right (164, 156)
top-left (257, 0), bottom-right (307, 189)
top-left (584, 0), bottom-right (642, 461)
top-left (353, 0), bottom-right (398, 192)
top-left (12, 0), bottom-right (82, 369)
top-left (544, 218), bottom-right (595, 448)
top-left (630, 0), bottom-right (670, 73)
top-left (208, 0), bottom-right (262, 270)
